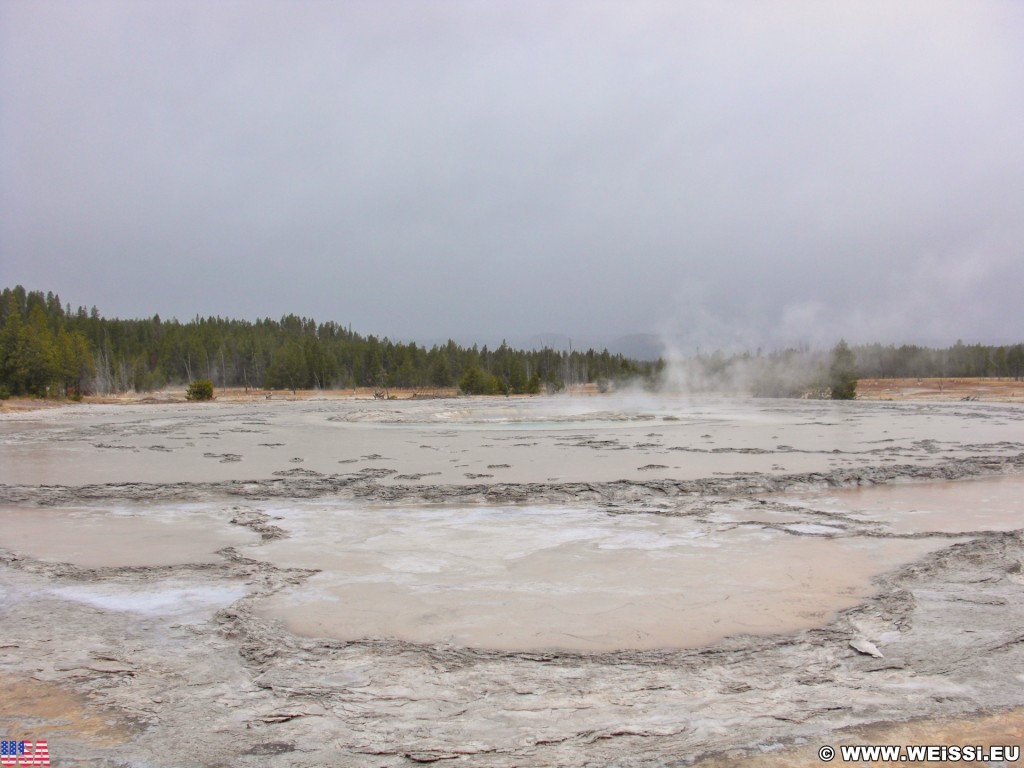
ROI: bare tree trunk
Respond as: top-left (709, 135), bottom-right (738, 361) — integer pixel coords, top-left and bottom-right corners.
top-left (94, 349), bottom-right (113, 395)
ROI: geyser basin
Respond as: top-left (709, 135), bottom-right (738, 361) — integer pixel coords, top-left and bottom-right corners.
top-left (3, 396), bottom-right (1023, 486)
top-left (250, 502), bottom-right (947, 652)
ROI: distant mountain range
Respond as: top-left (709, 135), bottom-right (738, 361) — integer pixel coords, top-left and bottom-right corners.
top-left (513, 333), bottom-right (665, 361)
top-left (401, 333), bottom-right (666, 361)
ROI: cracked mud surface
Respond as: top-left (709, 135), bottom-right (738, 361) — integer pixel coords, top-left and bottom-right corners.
top-left (2, 395), bottom-right (1023, 766)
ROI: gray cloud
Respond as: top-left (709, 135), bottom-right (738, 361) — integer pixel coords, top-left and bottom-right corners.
top-left (2, 1), bottom-right (1022, 349)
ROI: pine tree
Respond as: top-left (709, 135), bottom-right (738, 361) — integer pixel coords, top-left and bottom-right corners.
top-left (829, 340), bottom-right (857, 400)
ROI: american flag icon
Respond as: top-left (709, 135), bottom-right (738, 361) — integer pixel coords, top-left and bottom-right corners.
top-left (0, 741), bottom-right (49, 766)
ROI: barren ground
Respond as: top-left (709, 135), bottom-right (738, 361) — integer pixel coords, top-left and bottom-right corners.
top-left (1, 389), bottom-right (1023, 766)
top-left (2, 376), bottom-right (1022, 414)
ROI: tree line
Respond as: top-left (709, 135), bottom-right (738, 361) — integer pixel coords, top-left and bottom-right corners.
top-left (0, 286), bottom-right (657, 397)
top-left (2, 286), bottom-right (1021, 400)
top-left (853, 341), bottom-right (1024, 380)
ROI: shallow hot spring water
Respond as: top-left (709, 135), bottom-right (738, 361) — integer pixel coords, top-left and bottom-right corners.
top-left (3, 477), bottom-right (1021, 652)
top-left (249, 502), bottom-right (948, 652)
top-left (778, 475), bottom-right (1024, 535)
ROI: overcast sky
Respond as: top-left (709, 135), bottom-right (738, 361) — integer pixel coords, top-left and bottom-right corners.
top-left (2, 1), bottom-right (1022, 352)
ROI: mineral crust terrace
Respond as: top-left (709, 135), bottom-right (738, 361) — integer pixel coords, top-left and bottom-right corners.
top-left (1, 396), bottom-right (1023, 766)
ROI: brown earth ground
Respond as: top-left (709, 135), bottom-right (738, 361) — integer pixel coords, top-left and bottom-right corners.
top-left (856, 377), bottom-right (1024, 402)
top-left (3, 377), bottom-right (1023, 414)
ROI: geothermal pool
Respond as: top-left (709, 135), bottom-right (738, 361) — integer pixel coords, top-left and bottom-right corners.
top-left (250, 501), bottom-right (951, 651)
top-left (779, 475), bottom-right (1024, 534)
top-left (1, 394), bottom-right (1023, 767)
top-left (2, 486), bottom-right (1018, 652)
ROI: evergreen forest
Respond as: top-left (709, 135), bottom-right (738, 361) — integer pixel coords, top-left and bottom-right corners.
top-left (1, 286), bottom-right (1022, 399)
top-left (0, 286), bottom-right (657, 397)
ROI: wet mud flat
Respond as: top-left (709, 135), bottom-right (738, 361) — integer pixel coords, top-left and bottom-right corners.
top-left (1, 396), bottom-right (1023, 766)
